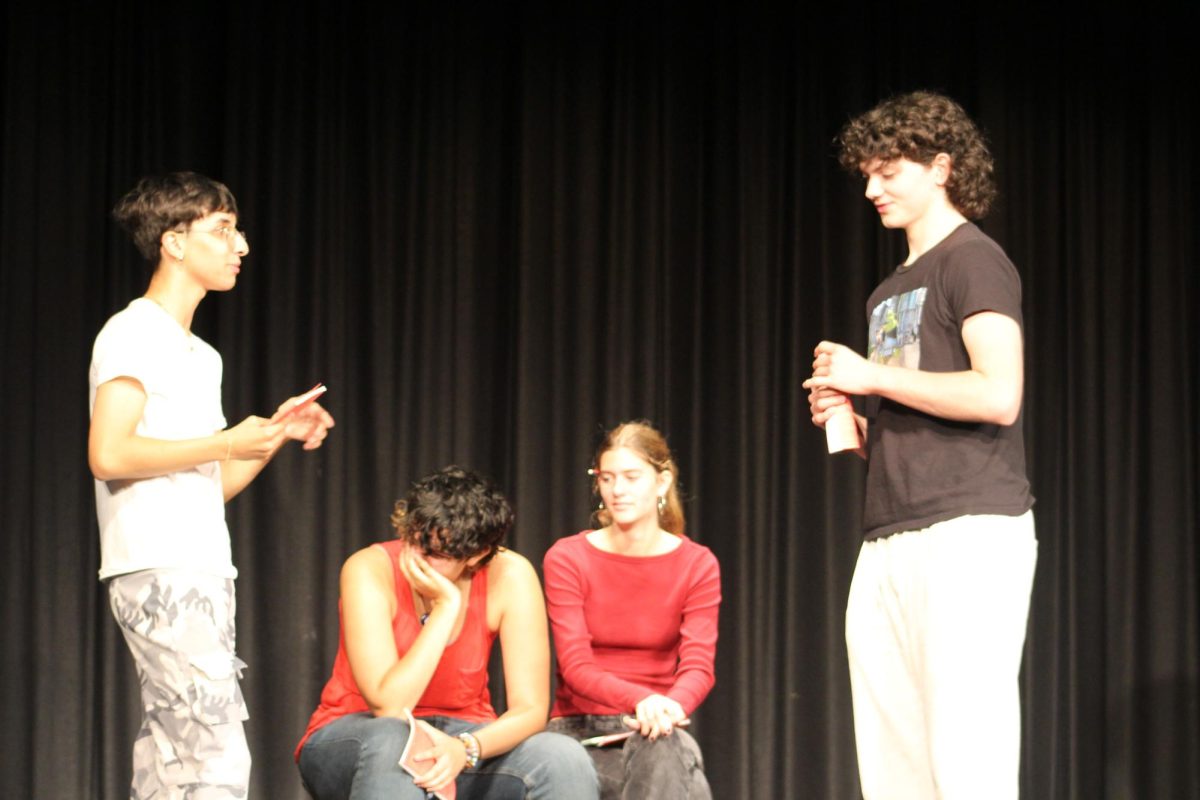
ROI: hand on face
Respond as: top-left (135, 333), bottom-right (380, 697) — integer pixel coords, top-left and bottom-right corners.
top-left (398, 543), bottom-right (465, 611)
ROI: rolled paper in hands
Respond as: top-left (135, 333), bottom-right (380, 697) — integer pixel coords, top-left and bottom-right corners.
top-left (825, 404), bottom-right (862, 454)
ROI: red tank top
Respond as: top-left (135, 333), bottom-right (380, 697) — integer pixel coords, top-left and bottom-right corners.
top-left (295, 539), bottom-right (497, 759)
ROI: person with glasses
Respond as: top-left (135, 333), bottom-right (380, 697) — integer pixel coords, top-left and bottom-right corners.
top-left (89, 171), bottom-right (335, 798)
top-left (296, 466), bottom-right (598, 799)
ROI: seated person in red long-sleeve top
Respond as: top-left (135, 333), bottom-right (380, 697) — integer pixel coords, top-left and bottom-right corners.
top-left (544, 421), bottom-right (721, 800)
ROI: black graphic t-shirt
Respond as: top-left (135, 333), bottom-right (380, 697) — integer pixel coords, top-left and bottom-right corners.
top-left (861, 223), bottom-right (1034, 540)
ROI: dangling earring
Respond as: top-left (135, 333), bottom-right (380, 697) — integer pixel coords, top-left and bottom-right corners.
top-left (657, 496), bottom-right (666, 514)
top-left (588, 468), bottom-right (604, 512)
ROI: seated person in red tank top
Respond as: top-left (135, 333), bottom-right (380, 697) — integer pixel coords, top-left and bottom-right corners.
top-left (297, 466), bottom-right (597, 799)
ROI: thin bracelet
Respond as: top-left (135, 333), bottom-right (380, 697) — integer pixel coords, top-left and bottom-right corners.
top-left (224, 433), bottom-right (232, 462)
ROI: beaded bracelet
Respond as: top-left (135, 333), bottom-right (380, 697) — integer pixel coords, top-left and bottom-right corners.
top-left (457, 731), bottom-right (481, 769)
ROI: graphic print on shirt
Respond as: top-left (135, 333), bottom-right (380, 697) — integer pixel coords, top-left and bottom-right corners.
top-left (868, 288), bottom-right (926, 369)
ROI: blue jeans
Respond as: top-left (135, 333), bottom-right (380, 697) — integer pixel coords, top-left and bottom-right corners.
top-left (299, 713), bottom-right (599, 799)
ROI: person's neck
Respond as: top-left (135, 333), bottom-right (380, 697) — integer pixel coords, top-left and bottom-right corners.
top-left (602, 520), bottom-right (668, 556)
top-left (144, 269), bottom-right (205, 332)
top-left (903, 205), bottom-right (968, 266)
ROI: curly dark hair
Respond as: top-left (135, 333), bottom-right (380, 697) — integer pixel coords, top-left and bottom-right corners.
top-left (837, 91), bottom-right (996, 219)
top-left (112, 172), bottom-right (239, 262)
top-left (390, 466), bottom-right (514, 568)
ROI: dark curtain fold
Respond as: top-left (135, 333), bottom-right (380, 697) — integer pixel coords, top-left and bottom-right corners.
top-left (1, 5), bottom-right (1196, 798)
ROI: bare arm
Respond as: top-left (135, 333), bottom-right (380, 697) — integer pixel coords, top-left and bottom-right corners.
top-left (89, 378), bottom-right (336, 502)
top-left (341, 545), bottom-right (463, 718)
top-left (88, 377), bottom-right (286, 483)
top-left (470, 550), bottom-right (551, 758)
top-left (802, 311), bottom-right (1023, 426)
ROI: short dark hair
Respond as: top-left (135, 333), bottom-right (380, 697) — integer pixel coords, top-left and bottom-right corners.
top-left (390, 466), bottom-right (514, 567)
top-left (111, 172), bottom-right (239, 262)
top-left (837, 91), bottom-right (997, 219)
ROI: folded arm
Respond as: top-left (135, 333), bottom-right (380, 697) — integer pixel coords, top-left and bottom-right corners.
top-left (802, 311), bottom-right (1024, 426)
top-left (89, 377), bottom-right (334, 501)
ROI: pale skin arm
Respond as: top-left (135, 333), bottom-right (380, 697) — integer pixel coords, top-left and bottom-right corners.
top-left (802, 310), bottom-right (1024, 427)
top-left (409, 553), bottom-right (553, 793)
top-left (340, 545), bottom-right (468, 794)
top-left (88, 377), bottom-right (335, 502)
top-left (341, 545), bottom-right (464, 719)
top-left (465, 551), bottom-right (552, 757)
top-left (342, 548), bottom-right (551, 795)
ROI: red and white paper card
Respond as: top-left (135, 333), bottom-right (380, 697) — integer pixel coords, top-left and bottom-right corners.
top-left (398, 710), bottom-right (457, 800)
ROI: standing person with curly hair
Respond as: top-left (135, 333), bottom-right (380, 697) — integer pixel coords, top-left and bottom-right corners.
top-left (296, 466), bottom-right (597, 799)
top-left (89, 172), bottom-right (335, 797)
top-left (803, 92), bottom-right (1037, 799)
top-left (543, 422), bottom-right (720, 799)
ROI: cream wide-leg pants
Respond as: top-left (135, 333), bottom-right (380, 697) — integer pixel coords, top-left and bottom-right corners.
top-left (846, 511), bottom-right (1037, 800)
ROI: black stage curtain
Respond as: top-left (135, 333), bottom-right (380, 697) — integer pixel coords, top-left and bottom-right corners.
top-left (1, 5), bottom-right (1196, 798)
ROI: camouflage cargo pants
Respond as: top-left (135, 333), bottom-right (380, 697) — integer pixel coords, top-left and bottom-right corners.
top-left (109, 569), bottom-right (251, 799)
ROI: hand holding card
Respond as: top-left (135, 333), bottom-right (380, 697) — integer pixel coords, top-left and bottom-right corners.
top-left (270, 384), bottom-right (327, 424)
top-left (398, 709), bottom-right (457, 800)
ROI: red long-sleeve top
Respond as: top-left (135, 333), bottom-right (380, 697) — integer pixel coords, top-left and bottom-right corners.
top-left (543, 531), bottom-right (721, 718)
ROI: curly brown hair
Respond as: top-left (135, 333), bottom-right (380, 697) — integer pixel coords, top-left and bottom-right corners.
top-left (837, 91), bottom-right (996, 219)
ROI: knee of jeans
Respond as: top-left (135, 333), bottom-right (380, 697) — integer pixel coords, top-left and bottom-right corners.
top-left (355, 717), bottom-right (412, 764)
top-left (540, 731), bottom-right (590, 759)
top-left (528, 732), bottom-right (597, 781)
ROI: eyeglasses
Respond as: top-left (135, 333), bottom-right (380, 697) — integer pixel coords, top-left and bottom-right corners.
top-left (189, 224), bottom-right (248, 246)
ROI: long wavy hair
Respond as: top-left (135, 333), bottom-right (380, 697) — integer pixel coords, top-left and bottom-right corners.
top-left (591, 421), bottom-right (685, 536)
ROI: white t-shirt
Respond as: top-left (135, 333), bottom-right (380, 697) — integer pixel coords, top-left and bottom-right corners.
top-left (89, 298), bottom-right (235, 580)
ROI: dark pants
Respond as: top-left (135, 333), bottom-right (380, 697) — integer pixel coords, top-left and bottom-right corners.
top-left (548, 715), bottom-right (711, 800)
